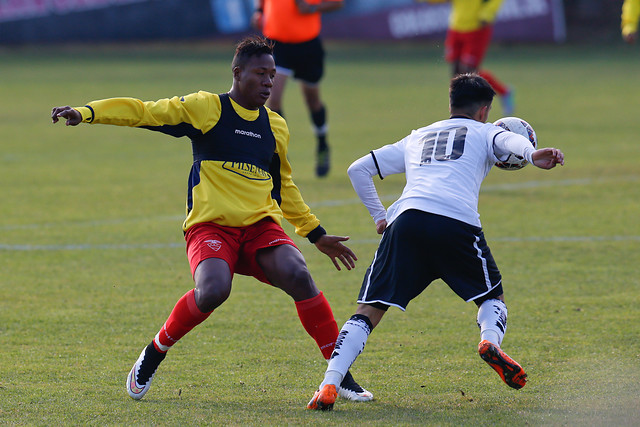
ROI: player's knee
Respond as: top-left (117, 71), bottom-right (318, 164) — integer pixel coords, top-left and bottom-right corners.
top-left (285, 264), bottom-right (314, 288)
top-left (194, 279), bottom-right (231, 312)
top-left (275, 264), bottom-right (316, 298)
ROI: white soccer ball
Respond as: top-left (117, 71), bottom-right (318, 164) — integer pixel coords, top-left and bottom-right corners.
top-left (493, 116), bottom-right (538, 170)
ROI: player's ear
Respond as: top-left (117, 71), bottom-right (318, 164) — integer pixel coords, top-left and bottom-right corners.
top-left (477, 104), bottom-right (491, 123)
top-left (232, 65), bottom-right (242, 80)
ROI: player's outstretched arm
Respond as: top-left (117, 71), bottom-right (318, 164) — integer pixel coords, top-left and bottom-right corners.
top-left (51, 106), bottom-right (82, 126)
top-left (314, 234), bottom-right (357, 271)
top-left (531, 148), bottom-right (565, 169)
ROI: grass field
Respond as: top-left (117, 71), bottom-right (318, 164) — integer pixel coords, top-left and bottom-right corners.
top-left (1, 40), bottom-right (639, 425)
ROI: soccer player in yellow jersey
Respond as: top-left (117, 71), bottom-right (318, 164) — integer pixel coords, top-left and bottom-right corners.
top-left (252, 0), bottom-right (343, 177)
top-left (51, 35), bottom-right (372, 402)
top-left (622, 0), bottom-right (640, 43)
top-left (424, 0), bottom-right (514, 114)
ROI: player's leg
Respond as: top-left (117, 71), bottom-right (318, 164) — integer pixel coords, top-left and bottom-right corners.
top-left (475, 293), bottom-right (527, 389)
top-left (464, 26), bottom-right (514, 114)
top-left (126, 259), bottom-right (230, 400)
top-left (294, 37), bottom-right (329, 177)
top-left (300, 83), bottom-right (329, 177)
top-left (126, 258), bottom-right (232, 400)
top-left (478, 70), bottom-right (514, 114)
top-left (266, 71), bottom-right (288, 116)
top-left (254, 239), bottom-right (372, 401)
top-left (268, 40), bottom-right (294, 117)
top-left (309, 210), bottom-right (434, 409)
top-left (308, 304), bottom-right (386, 410)
top-left (438, 217), bottom-right (526, 389)
top-left (127, 224), bottom-right (237, 400)
top-left (475, 292), bottom-right (507, 346)
top-left (445, 28), bottom-right (465, 77)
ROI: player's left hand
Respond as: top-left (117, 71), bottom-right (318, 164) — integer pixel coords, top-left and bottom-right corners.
top-left (532, 148), bottom-right (565, 169)
top-left (314, 235), bottom-right (357, 271)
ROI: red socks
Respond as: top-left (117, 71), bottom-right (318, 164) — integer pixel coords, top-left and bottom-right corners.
top-left (152, 289), bottom-right (338, 360)
top-left (295, 292), bottom-right (339, 359)
top-left (478, 70), bottom-right (509, 96)
top-left (153, 289), bottom-right (212, 353)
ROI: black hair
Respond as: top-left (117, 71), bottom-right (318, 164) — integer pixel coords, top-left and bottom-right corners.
top-left (449, 73), bottom-right (496, 115)
top-left (231, 35), bottom-right (274, 69)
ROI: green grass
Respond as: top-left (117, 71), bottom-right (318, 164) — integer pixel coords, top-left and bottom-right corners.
top-left (1, 41), bottom-right (639, 425)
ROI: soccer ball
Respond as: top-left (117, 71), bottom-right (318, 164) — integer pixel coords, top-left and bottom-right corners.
top-left (493, 117), bottom-right (538, 170)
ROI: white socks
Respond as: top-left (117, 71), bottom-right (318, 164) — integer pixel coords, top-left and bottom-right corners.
top-left (477, 298), bottom-right (508, 346)
top-left (321, 315), bottom-right (372, 388)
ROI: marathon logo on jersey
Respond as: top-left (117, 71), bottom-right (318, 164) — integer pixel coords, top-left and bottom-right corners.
top-left (222, 161), bottom-right (271, 181)
top-left (234, 129), bottom-right (262, 139)
top-left (268, 238), bottom-right (293, 246)
top-left (204, 239), bottom-right (222, 251)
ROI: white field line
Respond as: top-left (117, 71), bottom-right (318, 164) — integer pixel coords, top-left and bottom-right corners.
top-left (1, 235), bottom-right (639, 252)
top-left (1, 176), bottom-right (638, 251)
top-left (1, 176), bottom-right (632, 231)
top-left (0, 243), bottom-right (185, 251)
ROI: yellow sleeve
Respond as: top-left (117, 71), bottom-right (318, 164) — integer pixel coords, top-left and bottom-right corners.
top-left (268, 110), bottom-right (321, 238)
top-left (75, 91), bottom-right (222, 134)
top-left (478, 0), bottom-right (504, 24)
top-left (622, 0), bottom-right (640, 36)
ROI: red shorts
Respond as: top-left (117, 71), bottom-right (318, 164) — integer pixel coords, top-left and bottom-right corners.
top-left (445, 26), bottom-right (493, 69)
top-left (185, 219), bottom-right (298, 284)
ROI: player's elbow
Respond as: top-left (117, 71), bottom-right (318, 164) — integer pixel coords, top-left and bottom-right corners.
top-left (347, 161), bottom-right (363, 181)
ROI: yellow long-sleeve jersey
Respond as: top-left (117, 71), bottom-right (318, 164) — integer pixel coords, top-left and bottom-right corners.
top-left (622, 0), bottom-right (640, 37)
top-left (76, 92), bottom-right (322, 239)
top-left (427, 0), bottom-right (504, 32)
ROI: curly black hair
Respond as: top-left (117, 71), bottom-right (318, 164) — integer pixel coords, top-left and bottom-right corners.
top-left (232, 35), bottom-right (274, 69)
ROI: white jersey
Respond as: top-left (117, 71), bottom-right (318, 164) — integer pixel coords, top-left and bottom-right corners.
top-left (348, 117), bottom-right (535, 228)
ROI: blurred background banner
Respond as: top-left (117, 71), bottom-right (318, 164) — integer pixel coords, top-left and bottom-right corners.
top-left (0, 0), bottom-right (218, 43)
top-left (2, 0), bottom-right (628, 45)
top-left (322, 0), bottom-right (566, 42)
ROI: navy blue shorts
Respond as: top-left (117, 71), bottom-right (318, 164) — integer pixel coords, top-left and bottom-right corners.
top-left (358, 209), bottom-right (503, 310)
top-left (272, 37), bottom-right (325, 84)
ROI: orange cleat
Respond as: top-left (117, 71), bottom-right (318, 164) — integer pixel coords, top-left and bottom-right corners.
top-left (478, 340), bottom-right (527, 389)
top-left (307, 384), bottom-right (338, 411)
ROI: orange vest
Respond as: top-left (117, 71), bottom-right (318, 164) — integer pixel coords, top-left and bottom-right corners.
top-left (263, 0), bottom-right (327, 43)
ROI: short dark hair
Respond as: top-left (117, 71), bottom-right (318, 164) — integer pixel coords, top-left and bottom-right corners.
top-left (449, 73), bottom-right (496, 115)
top-left (232, 35), bottom-right (274, 69)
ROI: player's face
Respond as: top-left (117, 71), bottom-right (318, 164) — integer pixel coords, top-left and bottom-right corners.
top-left (233, 53), bottom-right (276, 110)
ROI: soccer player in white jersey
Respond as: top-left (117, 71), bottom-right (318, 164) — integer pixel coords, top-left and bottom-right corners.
top-left (307, 73), bottom-right (564, 410)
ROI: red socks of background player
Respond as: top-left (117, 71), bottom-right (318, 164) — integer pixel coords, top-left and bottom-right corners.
top-left (295, 292), bottom-right (339, 360)
top-left (153, 289), bottom-right (212, 353)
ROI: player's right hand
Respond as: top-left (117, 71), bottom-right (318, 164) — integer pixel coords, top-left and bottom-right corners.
top-left (51, 106), bottom-right (82, 126)
top-left (250, 11), bottom-right (263, 30)
top-left (623, 31), bottom-right (637, 44)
